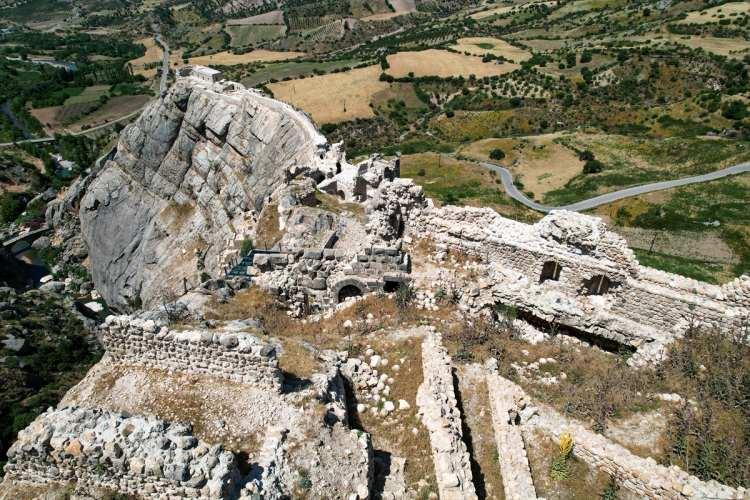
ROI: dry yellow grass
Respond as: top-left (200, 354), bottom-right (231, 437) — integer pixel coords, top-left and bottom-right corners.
top-left (386, 49), bottom-right (520, 78)
top-left (268, 65), bottom-right (389, 124)
top-left (471, 0), bottom-right (556, 19)
top-left (629, 33), bottom-right (750, 59)
top-left (128, 37), bottom-right (184, 78)
top-left (460, 134), bottom-right (584, 197)
top-left (678, 1), bottom-right (750, 24)
top-left (188, 49), bottom-right (304, 66)
top-left (451, 37), bottom-right (532, 63)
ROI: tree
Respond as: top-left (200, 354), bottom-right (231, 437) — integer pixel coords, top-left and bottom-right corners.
top-left (721, 100), bottom-right (747, 120)
top-left (583, 159), bottom-right (604, 174)
top-left (489, 148), bottom-right (506, 160)
top-left (580, 50), bottom-right (592, 63)
top-left (578, 149), bottom-right (595, 161)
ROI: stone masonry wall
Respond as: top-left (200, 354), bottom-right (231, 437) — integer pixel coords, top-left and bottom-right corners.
top-left (101, 315), bottom-right (282, 391)
top-left (3, 406), bottom-right (240, 499)
top-left (412, 207), bottom-right (749, 352)
top-left (484, 360), bottom-right (537, 500)
top-left (486, 373), bottom-right (747, 499)
top-left (416, 330), bottom-right (477, 500)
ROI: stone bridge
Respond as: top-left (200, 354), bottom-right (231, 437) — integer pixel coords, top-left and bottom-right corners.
top-left (2, 226), bottom-right (51, 255)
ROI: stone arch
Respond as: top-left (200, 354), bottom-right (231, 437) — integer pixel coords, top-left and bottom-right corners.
top-left (539, 260), bottom-right (562, 283)
top-left (333, 278), bottom-right (368, 303)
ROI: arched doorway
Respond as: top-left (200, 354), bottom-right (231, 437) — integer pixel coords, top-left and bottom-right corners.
top-left (338, 284), bottom-right (364, 303)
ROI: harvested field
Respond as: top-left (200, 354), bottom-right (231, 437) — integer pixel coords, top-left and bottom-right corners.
top-left (461, 134), bottom-right (584, 198)
top-left (268, 65), bottom-right (389, 124)
top-left (128, 37), bottom-right (183, 78)
top-left (386, 49), bottom-right (520, 78)
top-left (362, 0), bottom-right (416, 20)
top-left (629, 33), bottom-right (750, 59)
top-left (678, 1), bottom-right (750, 24)
top-left (67, 95), bottom-right (150, 132)
top-left (471, 0), bottom-right (556, 19)
top-left (226, 9), bottom-right (284, 25)
top-left (189, 49), bottom-right (304, 66)
top-left (450, 37), bottom-right (532, 63)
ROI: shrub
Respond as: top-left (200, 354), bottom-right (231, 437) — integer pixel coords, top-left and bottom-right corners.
top-left (395, 282), bottom-right (415, 310)
top-left (0, 192), bottom-right (26, 224)
top-left (583, 159), bottom-right (604, 174)
top-left (721, 100), bottom-right (748, 120)
top-left (240, 239), bottom-right (253, 257)
top-left (489, 148), bottom-right (506, 160)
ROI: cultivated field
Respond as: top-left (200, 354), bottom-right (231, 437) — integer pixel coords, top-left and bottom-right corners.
top-left (188, 49), bottom-right (304, 66)
top-left (677, 1), bottom-right (750, 24)
top-left (471, 1), bottom-right (556, 20)
top-left (386, 49), bottom-right (521, 78)
top-left (227, 25), bottom-right (286, 47)
top-left (226, 10), bottom-right (285, 25)
top-left (628, 33), bottom-right (750, 59)
top-left (128, 37), bottom-right (183, 78)
top-left (268, 65), bottom-right (389, 124)
top-left (450, 37), bottom-right (532, 63)
top-left (362, 0), bottom-right (416, 21)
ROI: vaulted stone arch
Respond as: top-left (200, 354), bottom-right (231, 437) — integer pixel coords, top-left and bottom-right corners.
top-left (333, 278), bottom-right (368, 303)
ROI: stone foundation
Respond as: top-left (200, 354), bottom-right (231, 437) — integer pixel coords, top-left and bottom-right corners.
top-left (101, 315), bottom-right (282, 390)
top-left (416, 330), bottom-right (477, 500)
top-left (3, 406), bottom-right (240, 499)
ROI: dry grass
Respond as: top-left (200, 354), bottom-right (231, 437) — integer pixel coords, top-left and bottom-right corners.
top-left (628, 33), bottom-right (750, 59)
top-left (460, 134), bottom-right (584, 198)
top-left (524, 428), bottom-right (614, 499)
top-left (268, 65), bottom-right (389, 124)
top-left (188, 49), bottom-right (304, 66)
top-left (385, 49), bottom-right (521, 78)
top-left (226, 10), bottom-right (285, 25)
top-left (678, 1), bottom-right (750, 24)
top-left (450, 37), bottom-right (532, 63)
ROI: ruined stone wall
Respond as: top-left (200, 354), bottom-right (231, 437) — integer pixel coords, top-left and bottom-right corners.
top-left (101, 315), bottom-right (282, 390)
top-left (485, 361), bottom-right (537, 500)
top-left (3, 406), bottom-right (240, 499)
top-left (416, 330), bottom-right (477, 500)
top-left (412, 207), bottom-right (749, 351)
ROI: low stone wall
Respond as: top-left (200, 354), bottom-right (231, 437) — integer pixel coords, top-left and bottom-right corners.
top-left (3, 406), bottom-right (240, 499)
top-left (485, 360), bottom-right (537, 500)
top-left (101, 315), bottom-right (282, 390)
top-left (416, 330), bottom-right (477, 500)
top-left (488, 372), bottom-right (746, 499)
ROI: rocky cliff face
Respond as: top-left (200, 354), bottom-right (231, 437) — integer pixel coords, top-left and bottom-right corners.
top-left (80, 78), bottom-right (328, 311)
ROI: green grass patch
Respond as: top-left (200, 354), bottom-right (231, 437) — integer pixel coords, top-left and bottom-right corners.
top-left (634, 249), bottom-right (723, 283)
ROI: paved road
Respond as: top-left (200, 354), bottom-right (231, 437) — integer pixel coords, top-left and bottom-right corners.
top-left (155, 33), bottom-right (170, 95)
top-left (478, 160), bottom-right (750, 213)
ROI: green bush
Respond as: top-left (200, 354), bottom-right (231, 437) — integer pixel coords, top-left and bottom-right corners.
top-left (489, 148), bottom-right (506, 160)
top-left (0, 192), bottom-right (26, 224)
top-left (721, 100), bottom-right (748, 120)
top-left (583, 159), bottom-right (604, 174)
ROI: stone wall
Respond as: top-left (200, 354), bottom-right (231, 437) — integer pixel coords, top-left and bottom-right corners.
top-left (416, 330), bottom-right (477, 500)
top-left (3, 406), bottom-right (240, 499)
top-left (486, 371), bottom-right (747, 499)
top-left (485, 360), bottom-right (537, 500)
top-left (101, 315), bottom-right (282, 390)
top-left (412, 207), bottom-right (749, 358)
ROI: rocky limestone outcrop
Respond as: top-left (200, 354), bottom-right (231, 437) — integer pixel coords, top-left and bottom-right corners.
top-left (79, 77), bottom-right (330, 311)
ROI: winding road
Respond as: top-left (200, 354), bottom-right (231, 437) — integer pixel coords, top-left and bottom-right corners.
top-left (478, 160), bottom-right (750, 213)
